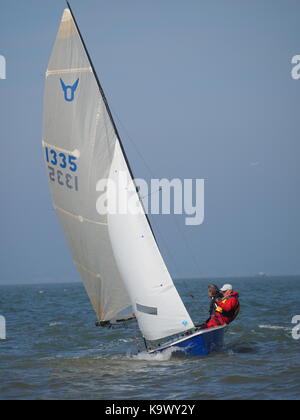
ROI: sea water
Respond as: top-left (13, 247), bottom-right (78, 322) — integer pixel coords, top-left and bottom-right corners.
top-left (0, 277), bottom-right (299, 400)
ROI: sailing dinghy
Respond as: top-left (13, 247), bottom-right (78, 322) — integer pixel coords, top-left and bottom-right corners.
top-left (42, 3), bottom-right (225, 356)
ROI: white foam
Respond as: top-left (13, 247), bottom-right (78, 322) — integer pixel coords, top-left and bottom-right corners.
top-left (259, 325), bottom-right (291, 331)
top-left (128, 347), bottom-right (178, 361)
top-left (49, 322), bottom-right (63, 327)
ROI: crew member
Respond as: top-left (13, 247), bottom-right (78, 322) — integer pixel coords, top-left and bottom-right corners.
top-left (202, 284), bottom-right (240, 329)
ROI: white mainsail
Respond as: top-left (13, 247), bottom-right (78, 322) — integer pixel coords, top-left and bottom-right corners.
top-left (43, 6), bottom-right (194, 341)
top-left (42, 8), bottom-right (131, 322)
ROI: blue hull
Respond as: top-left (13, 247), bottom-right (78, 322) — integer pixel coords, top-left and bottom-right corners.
top-left (149, 326), bottom-right (226, 356)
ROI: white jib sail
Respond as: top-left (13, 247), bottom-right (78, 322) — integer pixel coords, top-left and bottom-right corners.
top-left (43, 7), bottom-right (194, 340)
top-left (107, 142), bottom-right (194, 341)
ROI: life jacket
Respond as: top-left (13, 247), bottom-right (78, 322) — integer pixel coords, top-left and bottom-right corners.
top-left (215, 291), bottom-right (240, 324)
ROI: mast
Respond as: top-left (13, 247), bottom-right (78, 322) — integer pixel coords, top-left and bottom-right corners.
top-left (66, 1), bottom-right (159, 245)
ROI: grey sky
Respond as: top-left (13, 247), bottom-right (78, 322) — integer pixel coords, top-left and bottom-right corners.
top-left (0, 0), bottom-right (299, 284)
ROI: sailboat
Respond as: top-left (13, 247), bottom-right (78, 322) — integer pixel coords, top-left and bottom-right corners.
top-left (42, 2), bottom-right (226, 356)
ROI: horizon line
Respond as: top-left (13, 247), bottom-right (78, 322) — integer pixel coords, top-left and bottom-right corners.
top-left (0, 274), bottom-right (299, 287)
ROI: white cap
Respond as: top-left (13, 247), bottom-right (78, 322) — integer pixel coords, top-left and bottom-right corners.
top-left (220, 284), bottom-right (233, 292)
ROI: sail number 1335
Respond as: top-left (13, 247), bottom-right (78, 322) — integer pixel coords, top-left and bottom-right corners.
top-left (44, 147), bottom-right (78, 172)
top-left (44, 146), bottom-right (79, 192)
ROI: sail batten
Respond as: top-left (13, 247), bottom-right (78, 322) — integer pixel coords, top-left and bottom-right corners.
top-left (54, 205), bottom-right (108, 226)
top-left (46, 67), bottom-right (92, 77)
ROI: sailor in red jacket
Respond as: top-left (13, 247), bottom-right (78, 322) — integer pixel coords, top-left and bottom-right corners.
top-left (203, 284), bottom-right (240, 329)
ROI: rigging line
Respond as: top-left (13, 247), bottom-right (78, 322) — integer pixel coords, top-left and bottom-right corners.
top-left (113, 106), bottom-right (203, 279)
top-left (109, 106), bottom-right (198, 282)
top-left (118, 125), bottom-right (204, 286)
top-left (139, 187), bottom-right (162, 201)
top-left (110, 106), bottom-right (202, 282)
top-left (151, 219), bottom-right (182, 279)
top-left (172, 214), bottom-right (204, 279)
top-left (109, 105), bottom-right (157, 180)
top-left (108, 105), bottom-right (183, 277)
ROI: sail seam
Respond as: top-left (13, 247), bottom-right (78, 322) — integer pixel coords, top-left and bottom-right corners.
top-left (54, 205), bottom-right (107, 226)
top-left (46, 67), bottom-right (92, 77)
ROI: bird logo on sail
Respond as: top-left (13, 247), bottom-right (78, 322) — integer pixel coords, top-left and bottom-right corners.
top-left (60, 78), bottom-right (79, 102)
